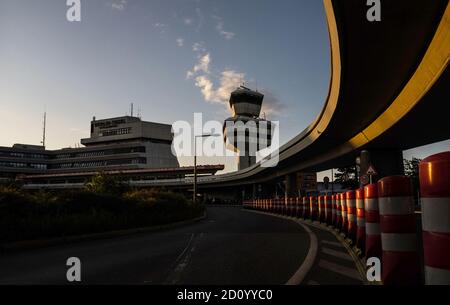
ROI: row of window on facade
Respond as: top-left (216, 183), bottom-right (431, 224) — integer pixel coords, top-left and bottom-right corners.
top-left (0, 146), bottom-right (145, 160)
top-left (100, 127), bottom-right (132, 137)
top-left (0, 158), bottom-right (146, 170)
top-left (0, 152), bottom-right (47, 159)
top-left (0, 162), bottom-right (47, 169)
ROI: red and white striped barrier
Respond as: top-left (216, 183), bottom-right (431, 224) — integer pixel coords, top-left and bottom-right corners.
top-left (318, 195), bottom-right (325, 223)
top-left (336, 194), bottom-right (342, 230)
top-left (302, 196), bottom-right (309, 219)
top-left (341, 193), bottom-right (348, 234)
top-left (356, 188), bottom-right (366, 253)
top-left (346, 190), bottom-right (357, 242)
top-left (331, 194), bottom-right (336, 227)
top-left (275, 198), bottom-right (280, 214)
top-left (325, 195), bottom-right (332, 225)
top-left (378, 176), bottom-right (420, 285)
top-left (419, 152), bottom-right (450, 284)
top-left (364, 183), bottom-right (382, 260)
top-left (289, 197), bottom-right (295, 216)
top-left (310, 196), bottom-right (318, 221)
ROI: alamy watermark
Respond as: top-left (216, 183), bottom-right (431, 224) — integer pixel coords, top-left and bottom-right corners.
top-left (66, 0), bottom-right (81, 22)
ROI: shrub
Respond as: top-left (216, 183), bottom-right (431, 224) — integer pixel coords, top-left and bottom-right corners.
top-left (0, 185), bottom-right (203, 243)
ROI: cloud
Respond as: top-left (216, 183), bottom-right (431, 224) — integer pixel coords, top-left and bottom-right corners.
top-left (153, 22), bottom-right (167, 34)
top-left (187, 53), bottom-right (211, 78)
top-left (192, 42), bottom-right (206, 53)
top-left (259, 90), bottom-right (285, 118)
top-left (176, 38), bottom-right (184, 47)
top-left (184, 18), bottom-right (193, 25)
top-left (213, 15), bottom-right (235, 40)
top-left (195, 8), bottom-right (204, 32)
top-left (186, 37), bottom-right (284, 117)
top-left (194, 70), bottom-right (244, 105)
top-left (111, 0), bottom-right (127, 11)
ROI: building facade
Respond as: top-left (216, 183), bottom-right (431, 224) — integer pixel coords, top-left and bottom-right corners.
top-left (0, 116), bottom-right (179, 180)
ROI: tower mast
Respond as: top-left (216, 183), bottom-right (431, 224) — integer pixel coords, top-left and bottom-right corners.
top-left (41, 112), bottom-right (46, 148)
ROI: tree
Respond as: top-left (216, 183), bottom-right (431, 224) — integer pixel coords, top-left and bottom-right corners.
top-left (84, 171), bottom-right (129, 195)
top-left (334, 166), bottom-right (359, 190)
top-left (404, 158), bottom-right (421, 204)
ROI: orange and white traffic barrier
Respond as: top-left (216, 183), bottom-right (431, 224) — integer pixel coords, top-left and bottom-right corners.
top-left (341, 193), bottom-right (348, 234)
top-left (318, 196), bottom-right (326, 223)
top-left (419, 152), bottom-right (450, 284)
top-left (325, 195), bottom-right (332, 225)
top-left (378, 176), bottom-right (420, 285)
top-left (331, 194), bottom-right (337, 227)
top-left (335, 194), bottom-right (342, 230)
top-left (295, 197), bottom-right (300, 217)
top-left (346, 190), bottom-right (357, 243)
top-left (310, 196), bottom-right (318, 221)
top-left (303, 196), bottom-right (309, 219)
top-left (364, 183), bottom-right (382, 260)
top-left (356, 188), bottom-right (366, 253)
top-left (281, 197), bottom-right (286, 215)
top-left (289, 197), bottom-right (295, 216)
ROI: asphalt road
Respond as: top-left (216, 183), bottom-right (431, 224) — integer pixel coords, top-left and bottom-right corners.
top-left (0, 206), bottom-right (311, 285)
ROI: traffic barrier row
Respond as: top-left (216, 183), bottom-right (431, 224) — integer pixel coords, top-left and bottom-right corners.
top-left (242, 152), bottom-right (450, 285)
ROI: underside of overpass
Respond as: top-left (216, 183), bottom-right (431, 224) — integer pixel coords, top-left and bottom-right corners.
top-left (198, 0), bottom-right (450, 194)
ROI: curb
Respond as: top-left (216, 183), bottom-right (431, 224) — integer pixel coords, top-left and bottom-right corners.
top-left (243, 209), bottom-right (380, 285)
top-left (1, 212), bottom-right (207, 253)
top-left (298, 220), bottom-right (371, 285)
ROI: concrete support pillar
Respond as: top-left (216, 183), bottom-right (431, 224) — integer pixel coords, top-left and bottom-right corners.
top-left (285, 173), bottom-right (298, 198)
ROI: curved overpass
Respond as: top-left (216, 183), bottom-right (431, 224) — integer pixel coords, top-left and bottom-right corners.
top-left (199, 0), bottom-right (450, 188)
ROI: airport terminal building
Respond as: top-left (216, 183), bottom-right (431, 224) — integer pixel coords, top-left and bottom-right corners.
top-left (0, 116), bottom-right (180, 180)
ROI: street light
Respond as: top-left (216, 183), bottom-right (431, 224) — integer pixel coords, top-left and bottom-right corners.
top-left (193, 133), bottom-right (221, 204)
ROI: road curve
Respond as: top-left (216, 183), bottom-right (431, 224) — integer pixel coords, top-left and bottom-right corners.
top-left (0, 207), bottom-right (310, 285)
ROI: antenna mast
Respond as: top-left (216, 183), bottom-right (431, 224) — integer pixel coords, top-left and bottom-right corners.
top-left (41, 112), bottom-right (46, 148)
top-left (130, 103), bottom-right (134, 117)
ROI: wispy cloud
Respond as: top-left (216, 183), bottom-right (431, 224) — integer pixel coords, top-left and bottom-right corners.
top-left (193, 70), bottom-right (244, 109)
top-left (259, 89), bottom-right (285, 118)
top-left (176, 38), bottom-right (184, 47)
top-left (187, 53), bottom-right (211, 78)
top-left (111, 0), bottom-right (127, 11)
top-left (184, 18), bottom-right (193, 25)
top-left (153, 22), bottom-right (167, 34)
top-left (188, 55), bottom-right (284, 116)
top-left (213, 15), bottom-right (235, 40)
top-left (195, 8), bottom-right (204, 32)
top-left (192, 42), bottom-right (206, 53)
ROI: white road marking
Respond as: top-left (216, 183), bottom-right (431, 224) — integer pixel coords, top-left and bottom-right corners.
top-left (321, 240), bottom-right (344, 248)
top-left (321, 247), bottom-right (353, 261)
top-left (318, 259), bottom-right (362, 281)
top-left (286, 221), bottom-right (318, 285)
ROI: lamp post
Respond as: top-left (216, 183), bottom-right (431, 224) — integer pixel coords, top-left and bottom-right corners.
top-left (193, 133), bottom-right (220, 204)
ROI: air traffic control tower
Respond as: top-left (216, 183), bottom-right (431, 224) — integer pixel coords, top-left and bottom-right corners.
top-left (223, 86), bottom-right (273, 171)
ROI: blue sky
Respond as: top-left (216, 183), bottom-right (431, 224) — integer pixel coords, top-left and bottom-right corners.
top-left (1, 0), bottom-right (448, 176)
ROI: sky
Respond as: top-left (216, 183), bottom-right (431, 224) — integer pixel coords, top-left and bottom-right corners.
top-left (1, 0), bottom-right (449, 177)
